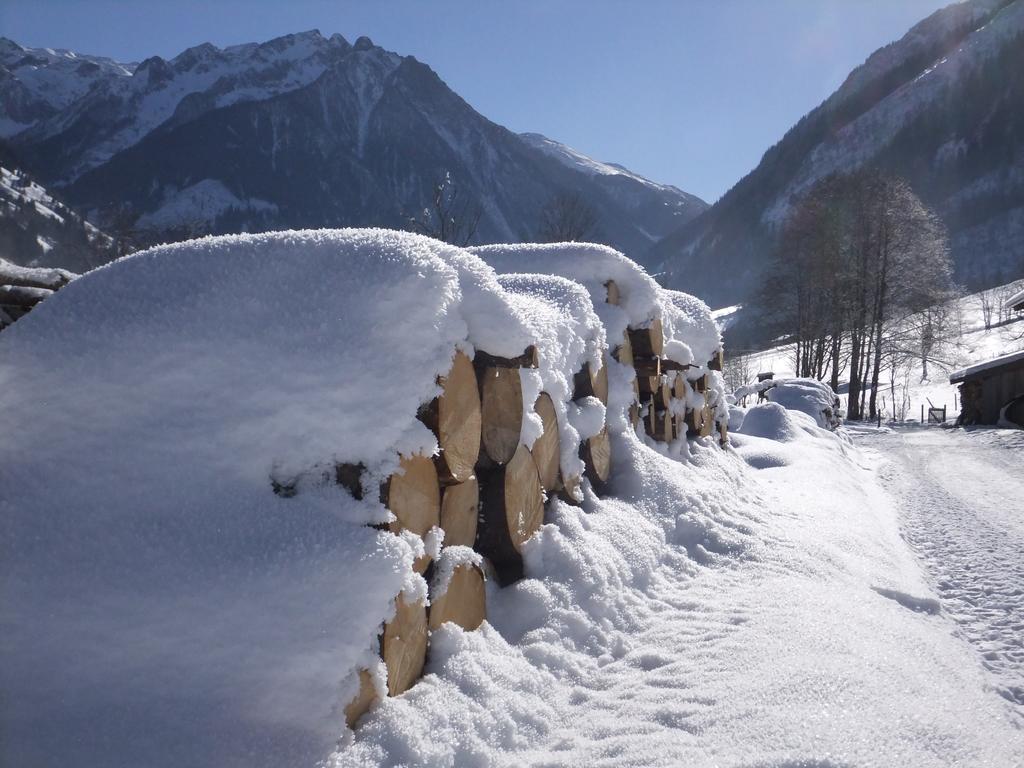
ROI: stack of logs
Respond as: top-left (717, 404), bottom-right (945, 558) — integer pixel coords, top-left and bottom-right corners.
top-left (609, 285), bottom-right (727, 448)
top-left (341, 279), bottom-right (723, 728)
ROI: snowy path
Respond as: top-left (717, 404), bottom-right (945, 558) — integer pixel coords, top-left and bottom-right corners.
top-left (856, 425), bottom-right (1024, 713)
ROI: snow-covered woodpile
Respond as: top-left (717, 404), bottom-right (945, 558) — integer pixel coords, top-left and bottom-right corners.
top-left (0, 229), bottom-right (728, 762)
top-left (0, 258), bottom-right (77, 329)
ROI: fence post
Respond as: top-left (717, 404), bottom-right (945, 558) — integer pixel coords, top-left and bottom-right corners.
top-left (921, 403), bottom-right (924, 424)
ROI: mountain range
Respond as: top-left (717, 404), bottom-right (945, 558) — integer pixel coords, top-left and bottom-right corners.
top-left (650, 0), bottom-right (1024, 311)
top-left (0, 32), bottom-right (706, 268)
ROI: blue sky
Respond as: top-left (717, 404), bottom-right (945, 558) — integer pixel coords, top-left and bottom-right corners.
top-left (1, 0), bottom-right (953, 202)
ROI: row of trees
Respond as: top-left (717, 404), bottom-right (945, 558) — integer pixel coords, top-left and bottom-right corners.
top-left (757, 170), bottom-right (955, 421)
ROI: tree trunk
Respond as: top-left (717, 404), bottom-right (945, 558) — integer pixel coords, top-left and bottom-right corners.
top-left (418, 350), bottom-right (481, 484)
top-left (530, 392), bottom-right (560, 492)
top-left (439, 476), bottom-right (478, 548)
top-left (381, 593), bottom-right (428, 696)
top-left (428, 563), bottom-right (486, 632)
top-left (477, 443), bottom-right (544, 585)
top-left (478, 367), bottom-right (524, 465)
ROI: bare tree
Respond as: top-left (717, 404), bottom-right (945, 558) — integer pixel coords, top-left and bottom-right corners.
top-left (408, 173), bottom-right (482, 246)
top-left (536, 191), bottom-right (600, 243)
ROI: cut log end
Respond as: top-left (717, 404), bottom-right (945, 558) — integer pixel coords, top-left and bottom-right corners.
top-left (435, 350), bottom-right (482, 484)
top-left (382, 594), bottom-right (428, 697)
top-left (440, 476), bottom-right (479, 548)
top-left (613, 331), bottom-right (634, 368)
top-left (344, 669), bottom-right (379, 729)
top-left (582, 427), bottom-right (611, 486)
top-left (531, 393), bottom-right (560, 492)
top-left (479, 366), bottom-right (524, 465)
top-left (477, 443), bottom-right (544, 584)
top-left (429, 563), bottom-right (486, 632)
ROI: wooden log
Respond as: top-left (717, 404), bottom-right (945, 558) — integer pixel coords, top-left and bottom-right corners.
top-left (605, 279), bottom-right (620, 306)
top-left (613, 331), bottom-right (634, 368)
top-left (633, 356), bottom-right (661, 377)
top-left (344, 669), bottom-right (378, 729)
top-left (648, 410), bottom-right (673, 442)
top-left (559, 473), bottom-right (583, 506)
top-left (531, 393), bottom-right (560, 493)
top-left (637, 375), bottom-right (661, 395)
top-left (661, 359), bottom-right (690, 372)
top-left (477, 443), bottom-right (544, 585)
top-left (672, 375), bottom-right (687, 400)
top-left (479, 367), bottom-right (524, 465)
top-left (629, 402), bottom-right (640, 428)
top-left (684, 408), bottom-right (702, 436)
top-left (693, 374), bottom-right (708, 394)
top-left (628, 317), bottom-right (664, 358)
top-left (699, 404), bottom-right (715, 437)
top-left (383, 455), bottom-right (440, 572)
top-left (709, 349), bottom-right (724, 371)
top-left (632, 377), bottom-right (641, 401)
top-left (651, 379), bottom-right (672, 410)
top-left (439, 476), bottom-right (478, 548)
top-left (418, 351), bottom-right (481, 485)
top-left (381, 594), bottom-right (428, 697)
top-left (428, 563), bottom-right (486, 632)
top-left (473, 345), bottom-right (539, 369)
top-left (335, 462), bottom-right (365, 499)
top-left (718, 419), bottom-right (729, 447)
top-left (581, 427), bottom-right (611, 487)
top-left (573, 361), bottom-right (609, 405)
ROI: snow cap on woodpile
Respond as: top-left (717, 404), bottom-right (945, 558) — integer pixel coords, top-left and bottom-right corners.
top-left (469, 242), bottom-right (663, 343)
top-left (497, 272), bottom-right (608, 480)
top-left (661, 289), bottom-right (722, 368)
top-left (0, 228), bottom-right (523, 768)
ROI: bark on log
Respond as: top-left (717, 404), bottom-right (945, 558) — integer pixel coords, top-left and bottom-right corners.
top-left (344, 669), bottom-right (378, 729)
top-left (709, 349), bottom-right (724, 371)
top-left (637, 375), bottom-right (661, 395)
top-left (628, 317), bottom-right (664, 358)
top-left (651, 379), bottom-right (672, 410)
top-left (646, 408), bottom-right (673, 442)
top-left (383, 454), bottom-right (440, 572)
top-left (573, 361), bottom-right (609, 405)
top-left (479, 367), bottom-right (524, 465)
top-left (661, 359), bottom-right (690, 372)
top-left (381, 594), bottom-right (428, 697)
top-left (428, 563), bottom-right (486, 632)
top-left (605, 279), bottom-right (620, 306)
top-left (684, 408), bottom-right (702, 436)
top-left (531, 393), bottom-right (560, 492)
top-left (693, 374), bottom-right (708, 394)
top-left (718, 419), bottom-right (729, 447)
top-left (633, 357), bottom-right (661, 377)
top-left (439, 476), bottom-right (478, 548)
top-left (335, 462), bottom-right (365, 499)
top-left (629, 402), bottom-right (640, 428)
top-left (418, 351), bottom-right (482, 485)
top-left (473, 346), bottom-right (539, 369)
top-left (477, 443), bottom-right (544, 585)
top-left (581, 426), bottom-right (611, 487)
top-left (613, 331), bottom-right (634, 368)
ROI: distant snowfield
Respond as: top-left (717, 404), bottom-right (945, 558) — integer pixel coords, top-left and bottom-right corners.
top-left (336, 414), bottom-right (1023, 766)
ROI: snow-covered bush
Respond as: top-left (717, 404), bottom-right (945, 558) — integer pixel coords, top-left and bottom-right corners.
top-left (765, 378), bottom-right (842, 430)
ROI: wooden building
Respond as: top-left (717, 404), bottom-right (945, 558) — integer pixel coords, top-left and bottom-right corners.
top-left (950, 349), bottom-right (1024, 427)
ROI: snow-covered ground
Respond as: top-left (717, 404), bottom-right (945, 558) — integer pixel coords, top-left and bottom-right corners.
top-left (854, 424), bottom-right (1024, 715)
top-left (336, 410), bottom-right (1024, 766)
